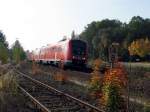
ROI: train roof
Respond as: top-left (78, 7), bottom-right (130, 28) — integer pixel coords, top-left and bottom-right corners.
top-left (47, 38), bottom-right (70, 47)
top-left (32, 38), bottom-right (86, 52)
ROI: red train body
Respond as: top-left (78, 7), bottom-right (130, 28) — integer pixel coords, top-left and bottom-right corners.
top-left (30, 39), bottom-right (88, 68)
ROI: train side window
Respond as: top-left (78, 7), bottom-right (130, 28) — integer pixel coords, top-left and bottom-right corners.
top-left (50, 48), bottom-right (52, 51)
top-left (60, 47), bottom-right (62, 52)
top-left (54, 47), bottom-right (57, 52)
top-left (52, 47), bottom-right (54, 51)
top-left (58, 47), bottom-right (62, 52)
top-left (55, 47), bottom-right (57, 52)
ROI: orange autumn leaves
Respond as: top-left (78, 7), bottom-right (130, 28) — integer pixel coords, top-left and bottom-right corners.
top-left (89, 59), bottom-right (102, 96)
top-left (89, 59), bottom-right (127, 94)
top-left (101, 64), bottom-right (127, 109)
top-left (89, 59), bottom-right (127, 111)
top-left (103, 64), bottom-right (127, 89)
top-left (54, 71), bottom-right (68, 84)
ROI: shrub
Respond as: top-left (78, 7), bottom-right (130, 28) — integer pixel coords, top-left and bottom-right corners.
top-left (100, 63), bottom-right (127, 111)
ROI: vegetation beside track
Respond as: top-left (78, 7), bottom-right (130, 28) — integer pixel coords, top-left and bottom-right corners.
top-left (0, 65), bottom-right (33, 112)
top-left (18, 62), bottom-right (99, 106)
top-left (18, 61), bottom-right (150, 111)
top-left (123, 62), bottom-right (150, 72)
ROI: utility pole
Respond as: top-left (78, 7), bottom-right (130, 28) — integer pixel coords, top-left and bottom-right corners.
top-left (71, 30), bottom-right (75, 39)
top-left (108, 43), bottom-right (119, 68)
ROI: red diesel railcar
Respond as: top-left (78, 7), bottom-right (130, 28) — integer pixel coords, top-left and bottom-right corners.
top-left (31, 39), bottom-right (88, 68)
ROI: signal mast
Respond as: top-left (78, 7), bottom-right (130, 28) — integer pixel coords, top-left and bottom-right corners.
top-left (108, 43), bottom-right (119, 68)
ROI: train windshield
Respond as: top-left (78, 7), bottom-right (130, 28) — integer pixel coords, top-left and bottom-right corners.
top-left (72, 40), bottom-right (86, 56)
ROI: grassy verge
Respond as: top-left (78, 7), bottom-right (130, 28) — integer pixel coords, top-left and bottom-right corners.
top-left (0, 70), bottom-right (18, 111)
top-left (0, 68), bottom-right (32, 112)
top-left (122, 62), bottom-right (150, 72)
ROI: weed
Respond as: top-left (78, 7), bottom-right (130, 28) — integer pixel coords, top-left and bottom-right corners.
top-left (54, 70), bottom-right (68, 84)
top-left (0, 70), bottom-right (19, 111)
top-left (88, 59), bottom-right (103, 97)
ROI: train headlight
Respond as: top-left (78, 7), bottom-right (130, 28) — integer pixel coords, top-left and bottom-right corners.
top-left (82, 57), bottom-right (86, 60)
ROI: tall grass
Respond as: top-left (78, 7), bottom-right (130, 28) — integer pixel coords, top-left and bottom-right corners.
top-left (123, 62), bottom-right (150, 72)
top-left (54, 70), bottom-right (68, 84)
top-left (0, 70), bottom-right (18, 111)
top-left (0, 71), bottom-right (18, 92)
top-left (88, 59), bottom-right (102, 97)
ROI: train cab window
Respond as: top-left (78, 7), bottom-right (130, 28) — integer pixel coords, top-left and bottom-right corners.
top-left (72, 40), bottom-right (86, 56)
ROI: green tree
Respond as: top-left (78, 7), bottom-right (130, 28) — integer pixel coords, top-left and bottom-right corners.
top-left (0, 42), bottom-right (9, 64)
top-left (125, 16), bottom-right (150, 47)
top-left (12, 40), bottom-right (26, 63)
top-left (80, 16), bottom-right (150, 61)
top-left (80, 19), bottom-right (125, 60)
top-left (0, 31), bottom-right (8, 47)
top-left (0, 31), bottom-right (9, 64)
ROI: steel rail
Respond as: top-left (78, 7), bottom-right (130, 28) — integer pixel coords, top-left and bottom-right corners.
top-left (16, 70), bottom-right (105, 112)
top-left (18, 86), bottom-right (51, 112)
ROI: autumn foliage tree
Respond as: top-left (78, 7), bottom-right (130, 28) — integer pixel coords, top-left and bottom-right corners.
top-left (100, 64), bottom-right (127, 112)
top-left (80, 16), bottom-right (150, 61)
top-left (128, 38), bottom-right (150, 57)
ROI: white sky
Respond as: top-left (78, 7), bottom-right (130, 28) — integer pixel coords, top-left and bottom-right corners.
top-left (0, 0), bottom-right (149, 50)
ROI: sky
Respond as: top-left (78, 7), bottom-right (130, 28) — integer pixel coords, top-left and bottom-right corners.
top-left (0, 0), bottom-right (150, 51)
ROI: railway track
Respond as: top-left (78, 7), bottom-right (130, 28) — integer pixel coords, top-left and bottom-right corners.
top-left (16, 70), bottom-right (104, 112)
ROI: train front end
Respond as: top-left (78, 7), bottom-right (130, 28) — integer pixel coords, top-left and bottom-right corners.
top-left (68, 39), bottom-right (87, 67)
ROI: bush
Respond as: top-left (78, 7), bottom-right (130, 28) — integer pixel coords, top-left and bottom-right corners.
top-left (100, 64), bottom-right (127, 111)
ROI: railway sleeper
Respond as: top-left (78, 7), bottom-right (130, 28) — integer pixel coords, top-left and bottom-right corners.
top-left (53, 101), bottom-right (77, 106)
top-left (33, 93), bottom-right (56, 97)
top-left (43, 102), bottom-right (77, 108)
top-left (38, 99), bottom-right (75, 106)
top-left (37, 92), bottom-right (62, 97)
top-left (44, 104), bottom-right (78, 109)
top-left (30, 88), bottom-right (62, 96)
top-left (37, 97), bottom-right (63, 102)
top-left (48, 105), bottom-right (81, 112)
top-left (35, 95), bottom-right (57, 100)
top-left (31, 92), bottom-right (58, 96)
